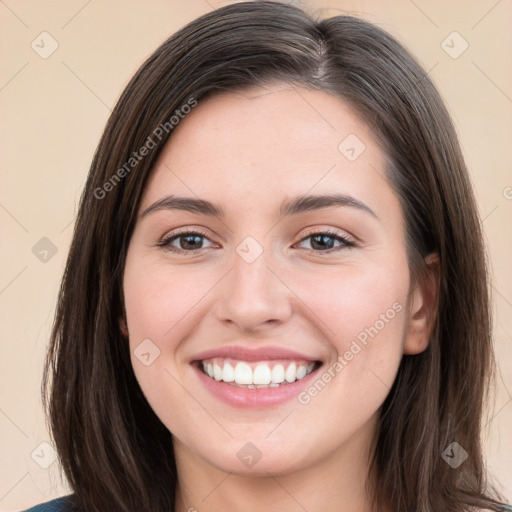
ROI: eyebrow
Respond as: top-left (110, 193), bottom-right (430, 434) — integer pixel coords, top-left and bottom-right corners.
top-left (141, 193), bottom-right (377, 219)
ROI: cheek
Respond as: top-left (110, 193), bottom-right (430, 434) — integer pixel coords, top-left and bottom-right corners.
top-left (123, 259), bottom-right (209, 432)
top-left (123, 259), bottom-right (209, 342)
top-left (294, 257), bottom-right (410, 351)
top-left (290, 254), bottom-right (410, 409)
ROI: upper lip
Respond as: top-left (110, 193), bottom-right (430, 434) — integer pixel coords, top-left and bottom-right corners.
top-left (191, 345), bottom-right (322, 363)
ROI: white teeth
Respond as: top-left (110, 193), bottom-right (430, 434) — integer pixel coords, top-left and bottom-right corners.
top-left (234, 362), bottom-right (253, 385)
top-left (296, 365), bottom-right (307, 380)
top-left (285, 362), bottom-right (297, 383)
top-left (271, 364), bottom-right (285, 384)
top-left (222, 362), bottom-right (235, 382)
top-left (201, 359), bottom-right (317, 387)
top-left (213, 363), bottom-right (223, 381)
top-left (253, 364), bottom-right (272, 385)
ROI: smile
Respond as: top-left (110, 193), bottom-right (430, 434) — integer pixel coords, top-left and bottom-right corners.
top-left (200, 357), bottom-right (319, 388)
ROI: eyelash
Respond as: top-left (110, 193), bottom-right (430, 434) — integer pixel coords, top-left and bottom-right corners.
top-left (157, 228), bottom-right (356, 255)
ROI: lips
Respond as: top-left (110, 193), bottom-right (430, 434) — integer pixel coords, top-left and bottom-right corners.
top-left (191, 345), bottom-right (321, 363)
top-left (190, 345), bottom-right (324, 408)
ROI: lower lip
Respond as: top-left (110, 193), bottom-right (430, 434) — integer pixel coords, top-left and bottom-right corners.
top-left (192, 362), bottom-right (322, 409)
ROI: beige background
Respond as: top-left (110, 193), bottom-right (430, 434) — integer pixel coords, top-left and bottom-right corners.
top-left (0, 0), bottom-right (511, 510)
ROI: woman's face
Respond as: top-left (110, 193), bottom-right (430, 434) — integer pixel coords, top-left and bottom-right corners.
top-left (123, 85), bottom-right (430, 477)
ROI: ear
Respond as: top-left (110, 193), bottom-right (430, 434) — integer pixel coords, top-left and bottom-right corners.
top-left (403, 253), bottom-right (440, 355)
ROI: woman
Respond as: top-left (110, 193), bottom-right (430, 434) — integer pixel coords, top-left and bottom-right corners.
top-left (24, 1), bottom-right (510, 511)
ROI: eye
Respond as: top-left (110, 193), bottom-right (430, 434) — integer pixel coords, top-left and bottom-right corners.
top-left (295, 229), bottom-right (355, 254)
top-left (157, 228), bottom-right (355, 255)
top-left (157, 229), bottom-right (217, 254)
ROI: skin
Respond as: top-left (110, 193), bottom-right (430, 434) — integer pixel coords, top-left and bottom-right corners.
top-left (122, 84), bottom-right (438, 512)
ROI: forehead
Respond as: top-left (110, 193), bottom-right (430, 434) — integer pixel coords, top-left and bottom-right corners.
top-left (141, 85), bottom-right (395, 219)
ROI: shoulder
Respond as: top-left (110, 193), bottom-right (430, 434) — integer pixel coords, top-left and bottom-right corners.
top-left (20, 495), bottom-right (74, 512)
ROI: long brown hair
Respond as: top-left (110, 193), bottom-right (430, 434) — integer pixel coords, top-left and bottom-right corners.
top-left (42, 2), bottom-right (508, 511)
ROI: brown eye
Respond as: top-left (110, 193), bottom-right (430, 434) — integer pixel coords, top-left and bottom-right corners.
top-left (158, 230), bottom-right (216, 254)
top-left (296, 230), bottom-right (355, 253)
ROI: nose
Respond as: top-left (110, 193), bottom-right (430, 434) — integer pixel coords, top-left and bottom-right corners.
top-left (213, 242), bottom-right (293, 333)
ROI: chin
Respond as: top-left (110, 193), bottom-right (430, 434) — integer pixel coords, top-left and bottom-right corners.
top-left (191, 437), bottom-right (312, 477)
